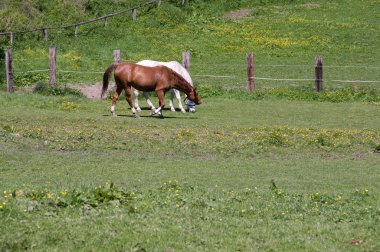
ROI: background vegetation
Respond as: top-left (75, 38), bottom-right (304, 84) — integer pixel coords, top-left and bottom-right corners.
top-left (1, 0), bottom-right (379, 91)
top-left (1, 0), bottom-right (379, 251)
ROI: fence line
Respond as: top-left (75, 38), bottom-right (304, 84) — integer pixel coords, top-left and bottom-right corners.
top-left (193, 74), bottom-right (240, 79)
top-left (12, 62), bottom-right (380, 70)
top-left (58, 70), bottom-right (104, 74)
top-left (331, 80), bottom-right (380, 83)
top-left (11, 69), bottom-right (380, 84)
top-left (18, 69), bottom-right (50, 73)
top-left (0, 0), bottom-right (161, 43)
top-left (192, 63), bottom-right (380, 69)
top-left (194, 75), bottom-right (380, 84)
top-left (9, 70), bottom-right (380, 84)
top-left (8, 56), bottom-right (380, 71)
top-left (9, 68), bottom-right (380, 84)
top-left (4, 48), bottom-right (380, 92)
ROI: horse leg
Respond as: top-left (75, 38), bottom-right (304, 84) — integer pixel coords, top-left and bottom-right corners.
top-left (169, 89), bottom-right (176, 112)
top-left (111, 85), bottom-right (123, 116)
top-left (144, 92), bottom-right (156, 111)
top-left (174, 89), bottom-right (186, 113)
top-left (124, 86), bottom-right (138, 117)
top-left (131, 88), bottom-right (141, 112)
top-left (151, 90), bottom-right (165, 117)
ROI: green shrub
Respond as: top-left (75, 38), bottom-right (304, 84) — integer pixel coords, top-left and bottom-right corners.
top-left (139, 3), bottom-right (185, 28)
top-left (14, 72), bottom-right (49, 86)
top-left (33, 82), bottom-right (83, 97)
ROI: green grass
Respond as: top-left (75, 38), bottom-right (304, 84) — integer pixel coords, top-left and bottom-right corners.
top-left (1, 0), bottom-right (380, 250)
top-left (1, 91), bottom-right (379, 251)
top-left (1, 181), bottom-right (378, 251)
top-left (1, 0), bottom-right (379, 90)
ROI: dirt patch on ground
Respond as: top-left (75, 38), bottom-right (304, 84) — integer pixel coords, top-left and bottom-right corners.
top-left (66, 83), bottom-right (116, 99)
top-left (18, 83), bottom-right (112, 99)
top-left (224, 9), bottom-right (253, 19)
top-left (69, 84), bottom-right (104, 99)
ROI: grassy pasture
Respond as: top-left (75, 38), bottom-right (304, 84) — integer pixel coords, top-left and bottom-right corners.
top-left (1, 0), bottom-right (380, 250)
top-left (1, 91), bottom-right (379, 251)
top-left (1, 0), bottom-right (379, 90)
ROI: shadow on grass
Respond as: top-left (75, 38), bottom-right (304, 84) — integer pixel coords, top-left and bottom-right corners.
top-left (102, 114), bottom-right (198, 120)
top-left (102, 107), bottom-right (197, 119)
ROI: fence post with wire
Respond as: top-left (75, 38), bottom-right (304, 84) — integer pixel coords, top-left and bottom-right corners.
top-left (3, 48), bottom-right (380, 93)
top-left (182, 51), bottom-right (190, 73)
top-left (114, 50), bottom-right (121, 64)
top-left (5, 49), bottom-right (14, 93)
top-left (49, 47), bottom-right (57, 86)
top-left (246, 53), bottom-right (254, 91)
top-left (315, 56), bottom-right (323, 92)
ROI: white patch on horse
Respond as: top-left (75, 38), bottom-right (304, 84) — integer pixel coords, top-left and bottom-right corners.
top-left (111, 105), bottom-right (116, 116)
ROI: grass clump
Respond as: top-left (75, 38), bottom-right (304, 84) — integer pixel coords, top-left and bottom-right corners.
top-left (33, 82), bottom-right (83, 97)
top-left (140, 2), bottom-right (186, 28)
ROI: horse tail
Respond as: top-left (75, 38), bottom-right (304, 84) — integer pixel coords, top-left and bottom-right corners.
top-left (101, 64), bottom-right (118, 98)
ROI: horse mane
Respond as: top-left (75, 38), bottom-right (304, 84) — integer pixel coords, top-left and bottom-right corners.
top-left (168, 68), bottom-right (193, 93)
top-left (166, 61), bottom-right (193, 86)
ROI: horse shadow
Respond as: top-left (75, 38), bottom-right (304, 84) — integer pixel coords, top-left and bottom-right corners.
top-left (102, 107), bottom-right (198, 120)
top-left (102, 114), bottom-right (198, 120)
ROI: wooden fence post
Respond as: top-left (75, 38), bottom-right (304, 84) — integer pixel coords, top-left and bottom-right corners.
top-left (315, 56), bottom-right (323, 92)
top-left (74, 25), bottom-right (78, 37)
top-left (157, 0), bottom-right (162, 7)
top-left (182, 51), bottom-right (190, 73)
top-left (246, 53), bottom-right (254, 91)
top-left (132, 8), bottom-right (137, 21)
top-left (114, 49), bottom-right (121, 64)
top-left (43, 29), bottom-right (48, 41)
top-left (49, 47), bottom-right (57, 86)
top-left (5, 49), bottom-right (14, 93)
top-left (10, 32), bottom-right (14, 45)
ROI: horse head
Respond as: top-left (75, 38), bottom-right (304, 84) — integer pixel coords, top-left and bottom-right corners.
top-left (187, 88), bottom-right (202, 105)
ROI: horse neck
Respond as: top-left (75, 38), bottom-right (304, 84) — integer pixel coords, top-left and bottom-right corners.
top-left (171, 73), bottom-right (193, 93)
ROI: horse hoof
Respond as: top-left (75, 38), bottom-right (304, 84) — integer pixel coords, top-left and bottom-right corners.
top-left (170, 108), bottom-right (176, 112)
top-left (181, 109), bottom-right (186, 113)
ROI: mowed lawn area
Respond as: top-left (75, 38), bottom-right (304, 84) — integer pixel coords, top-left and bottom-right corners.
top-left (1, 92), bottom-right (379, 251)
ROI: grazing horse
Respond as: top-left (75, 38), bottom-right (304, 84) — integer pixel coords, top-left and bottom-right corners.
top-left (101, 63), bottom-right (201, 117)
top-left (133, 60), bottom-right (195, 113)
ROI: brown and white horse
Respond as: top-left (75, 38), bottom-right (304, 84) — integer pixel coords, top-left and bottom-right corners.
top-left (101, 63), bottom-right (201, 117)
top-left (133, 60), bottom-right (195, 113)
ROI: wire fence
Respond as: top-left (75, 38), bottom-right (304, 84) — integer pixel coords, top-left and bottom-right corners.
top-left (3, 49), bottom-right (380, 92)
top-left (0, 0), bottom-right (162, 44)
top-left (12, 67), bottom-right (379, 83)
top-left (192, 74), bottom-right (380, 83)
top-left (190, 62), bottom-right (380, 91)
top-left (2, 1), bottom-right (379, 90)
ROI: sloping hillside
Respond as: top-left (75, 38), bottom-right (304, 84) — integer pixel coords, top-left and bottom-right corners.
top-left (1, 0), bottom-right (379, 89)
